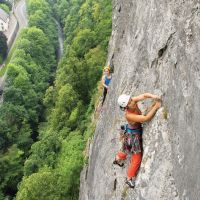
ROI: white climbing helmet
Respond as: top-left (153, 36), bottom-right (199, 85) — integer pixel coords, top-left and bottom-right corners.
top-left (117, 94), bottom-right (131, 108)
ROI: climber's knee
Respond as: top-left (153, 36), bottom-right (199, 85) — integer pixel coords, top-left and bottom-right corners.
top-left (117, 151), bottom-right (127, 160)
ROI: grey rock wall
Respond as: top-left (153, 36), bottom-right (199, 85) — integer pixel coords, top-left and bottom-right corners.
top-left (79, 0), bottom-right (200, 199)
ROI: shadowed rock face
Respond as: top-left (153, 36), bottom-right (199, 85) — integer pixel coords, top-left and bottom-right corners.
top-left (79, 0), bottom-right (200, 199)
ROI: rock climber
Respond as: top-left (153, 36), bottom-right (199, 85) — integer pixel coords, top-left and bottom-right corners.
top-left (101, 66), bottom-right (112, 105)
top-left (113, 93), bottom-right (162, 188)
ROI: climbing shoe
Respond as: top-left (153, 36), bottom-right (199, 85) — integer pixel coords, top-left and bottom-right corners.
top-left (113, 159), bottom-right (124, 167)
top-left (125, 178), bottom-right (135, 188)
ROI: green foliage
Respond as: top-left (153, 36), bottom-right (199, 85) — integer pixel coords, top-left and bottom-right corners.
top-left (17, 27), bottom-right (55, 68)
top-left (27, 0), bottom-right (49, 15)
top-left (49, 83), bottom-right (78, 130)
top-left (54, 0), bottom-right (112, 103)
top-left (27, 0), bottom-right (58, 48)
top-left (55, 131), bottom-right (85, 199)
top-left (23, 132), bottom-right (61, 175)
top-left (11, 0), bottom-right (112, 199)
top-left (72, 29), bottom-right (96, 57)
top-left (0, 32), bottom-right (19, 77)
top-left (0, 31), bottom-right (8, 63)
top-left (16, 170), bottom-right (64, 200)
top-left (0, 107), bottom-right (32, 157)
top-left (0, 55), bottom-right (3, 64)
top-left (85, 45), bottom-right (106, 92)
top-left (43, 86), bottom-right (55, 115)
top-left (18, 132), bottom-right (84, 200)
top-left (0, 145), bottom-right (24, 197)
top-left (0, 0), bottom-right (11, 9)
top-left (0, 3), bottom-right (10, 13)
top-left (0, 0), bottom-right (57, 198)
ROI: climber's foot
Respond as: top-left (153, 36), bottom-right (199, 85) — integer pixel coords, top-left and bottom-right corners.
top-left (125, 178), bottom-right (136, 189)
top-left (113, 159), bottom-right (124, 167)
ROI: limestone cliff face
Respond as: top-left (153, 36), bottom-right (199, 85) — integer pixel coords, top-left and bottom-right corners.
top-left (79, 0), bottom-right (200, 199)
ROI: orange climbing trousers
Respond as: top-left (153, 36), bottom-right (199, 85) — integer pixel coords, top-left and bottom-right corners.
top-left (117, 151), bottom-right (142, 178)
top-left (116, 131), bottom-right (143, 179)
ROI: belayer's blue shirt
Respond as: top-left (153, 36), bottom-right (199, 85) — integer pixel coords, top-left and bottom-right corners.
top-left (105, 75), bottom-right (112, 86)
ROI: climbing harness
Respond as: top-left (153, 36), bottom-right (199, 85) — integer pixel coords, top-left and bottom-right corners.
top-left (120, 124), bottom-right (143, 154)
top-left (113, 124), bottom-right (143, 169)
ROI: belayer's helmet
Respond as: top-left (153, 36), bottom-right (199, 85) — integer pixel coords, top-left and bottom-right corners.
top-left (117, 94), bottom-right (131, 109)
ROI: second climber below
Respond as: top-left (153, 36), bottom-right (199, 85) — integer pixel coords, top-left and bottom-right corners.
top-left (101, 66), bottom-right (112, 106)
top-left (114, 93), bottom-right (162, 188)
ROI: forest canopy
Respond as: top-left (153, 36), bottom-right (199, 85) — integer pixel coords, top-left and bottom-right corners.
top-left (0, 0), bottom-right (112, 199)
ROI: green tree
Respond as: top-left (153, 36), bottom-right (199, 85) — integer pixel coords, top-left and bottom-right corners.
top-left (16, 170), bottom-right (64, 200)
top-left (27, 0), bottom-right (50, 16)
top-left (0, 31), bottom-right (8, 63)
top-left (0, 0), bottom-right (11, 10)
top-left (72, 29), bottom-right (96, 57)
top-left (18, 27), bottom-right (55, 68)
top-left (23, 132), bottom-right (61, 175)
top-left (50, 83), bottom-right (78, 131)
top-left (13, 0), bottom-right (112, 199)
top-left (0, 0), bottom-right (57, 197)
top-left (0, 145), bottom-right (24, 197)
top-left (28, 7), bottom-right (57, 48)
top-left (55, 131), bottom-right (85, 199)
top-left (85, 45), bottom-right (106, 92)
top-left (0, 3), bottom-right (10, 13)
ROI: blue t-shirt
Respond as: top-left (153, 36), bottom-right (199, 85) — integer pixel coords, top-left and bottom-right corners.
top-left (104, 75), bottom-right (112, 86)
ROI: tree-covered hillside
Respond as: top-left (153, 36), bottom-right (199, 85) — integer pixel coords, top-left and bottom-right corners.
top-left (16, 0), bottom-right (112, 199)
top-left (0, 0), bottom-right (112, 199)
top-left (0, 0), bottom-right (57, 199)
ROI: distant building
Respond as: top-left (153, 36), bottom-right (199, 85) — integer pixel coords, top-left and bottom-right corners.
top-left (0, 8), bottom-right (9, 32)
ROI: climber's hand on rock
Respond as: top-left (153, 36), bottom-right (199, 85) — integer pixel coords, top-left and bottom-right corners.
top-left (155, 100), bottom-right (162, 109)
top-left (151, 101), bottom-right (157, 107)
top-left (153, 95), bottom-right (161, 100)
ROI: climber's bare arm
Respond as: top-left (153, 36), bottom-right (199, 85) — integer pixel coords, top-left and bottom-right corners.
top-left (126, 101), bottom-right (161, 122)
top-left (132, 93), bottom-right (161, 102)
